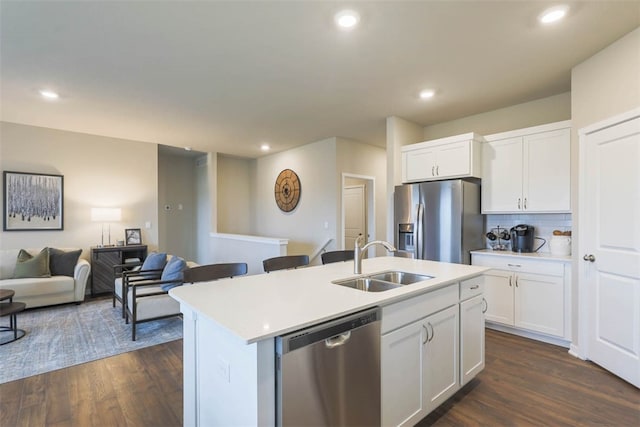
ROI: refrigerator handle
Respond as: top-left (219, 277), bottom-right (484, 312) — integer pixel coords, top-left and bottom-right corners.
top-left (416, 203), bottom-right (424, 259)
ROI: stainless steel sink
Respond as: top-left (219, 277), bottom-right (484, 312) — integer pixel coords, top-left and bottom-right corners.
top-left (332, 270), bottom-right (434, 292)
top-left (367, 270), bottom-right (433, 285)
top-left (332, 277), bottom-right (402, 292)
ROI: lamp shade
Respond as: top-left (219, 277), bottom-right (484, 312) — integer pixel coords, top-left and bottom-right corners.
top-left (91, 207), bottom-right (122, 222)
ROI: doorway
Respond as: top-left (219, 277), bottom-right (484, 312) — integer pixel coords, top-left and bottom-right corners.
top-left (342, 174), bottom-right (375, 253)
top-left (578, 108), bottom-right (640, 388)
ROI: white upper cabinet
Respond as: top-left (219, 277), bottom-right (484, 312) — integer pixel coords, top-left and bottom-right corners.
top-left (402, 133), bottom-right (483, 183)
top-left (481, 121), bottom-right (571, 213)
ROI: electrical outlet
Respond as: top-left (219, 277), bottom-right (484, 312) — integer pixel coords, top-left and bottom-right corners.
top-left (216, 356), bottom-right (230, 383)
top-left (145, 221), bottom-right (151, 229)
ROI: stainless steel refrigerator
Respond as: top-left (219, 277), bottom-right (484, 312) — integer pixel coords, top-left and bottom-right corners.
top-left (394, 179), bottom-right (483, 264)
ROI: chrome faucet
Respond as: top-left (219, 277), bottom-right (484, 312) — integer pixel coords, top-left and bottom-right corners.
top-left (354, 235), bottom-right (397, 274)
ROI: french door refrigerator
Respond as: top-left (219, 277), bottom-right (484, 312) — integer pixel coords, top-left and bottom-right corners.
top-left (394, 179), bottom-right (483, 264)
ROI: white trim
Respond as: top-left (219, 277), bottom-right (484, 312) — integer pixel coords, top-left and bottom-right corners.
top-left (401, 132), bottom-right (484, 152)
top-left (579, 107), bottom-right (640, 136)
top-left (485, 322), bottom-right (570, 348)
top-left (341, 173), bottom-right (376, 250)
top-left (209, 232), bottom-right (289, 245)
top-left (576, 107), bottom-right (640, 362)
top-left (568, 344), bottom-right (584, 360)
top-left (483, 120), bottom-right (571, 142)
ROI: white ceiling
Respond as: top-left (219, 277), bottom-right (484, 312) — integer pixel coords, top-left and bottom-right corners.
top-left (1, 1), bottom-right (638, 158)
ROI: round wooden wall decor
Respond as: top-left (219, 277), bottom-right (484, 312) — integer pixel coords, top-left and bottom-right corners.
top-left (274, 169), bottom-right (301, 212)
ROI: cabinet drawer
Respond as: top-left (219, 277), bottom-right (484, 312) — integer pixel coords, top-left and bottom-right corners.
top-left (382, 284), bottom-right (458, 334)
top-left (472, 255), bottom-right (565, 277)
top-left (460, 276), bottom-right (484, 301)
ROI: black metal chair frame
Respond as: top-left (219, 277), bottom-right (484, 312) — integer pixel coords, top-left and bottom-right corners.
top-left (113, 263), bottom-right (162, 318)
top-left (263, 255), bottom-right (309, 273)
top-left (321, 250), bottom-right (355, 265)
top-left (183, 263), bottom-right (248, 283)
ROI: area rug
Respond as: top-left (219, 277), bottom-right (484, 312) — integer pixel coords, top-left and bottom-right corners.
top-left (0, 298), bottom-right (183, 384)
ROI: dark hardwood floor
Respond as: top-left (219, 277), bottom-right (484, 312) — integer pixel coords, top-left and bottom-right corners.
top-left (1, 330), bottom-right (638, 426)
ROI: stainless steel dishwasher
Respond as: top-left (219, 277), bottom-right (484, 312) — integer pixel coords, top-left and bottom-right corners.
top-left (276, 307), bottom-right (381, 426)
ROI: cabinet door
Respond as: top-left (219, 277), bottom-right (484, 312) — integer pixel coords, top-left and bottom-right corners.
top-left (435, 141), bottom-right (470, 178)
top-left (424, 305), bottom-right (459, 414)
top-left (483, 270), bottom-right (514, 325)
top-left (91, 250), bottom-right (121, 296)
top-left (381, 321), bottom-right (425, 427)
top-left (523, 128), bottom-right (571, 212)
top-left (460, 294), bottom-right (485, 386)
top-left (403, 148), bottom-right (437, 182)
top-left (481, 137), bottom-right (523, 213)
top-left (514, 272), bottom-right (564, 337)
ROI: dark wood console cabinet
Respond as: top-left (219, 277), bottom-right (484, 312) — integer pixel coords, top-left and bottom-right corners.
top-left (90, 245), bottom-right (148, 296)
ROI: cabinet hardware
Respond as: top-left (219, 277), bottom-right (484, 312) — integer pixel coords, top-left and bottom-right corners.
top-left (427, 322), bottom-right (434, 342)
top-left (482, 298), bottom-right (488, 314)
top-left (515, 276), bottom-right (518, 287)
top-left (431, 166), bottom-right (435, 176)
top-left (524, 198), bottom-right (527, 210)
top-left (507, 263), bottom-right (521, 268)
top-left (583, 254), bottom-right (596, 262)
top-left (517, 198), bottom-right (521, 209)
top-left (509, 275), bottom-right (512, 287)
top-left (470, 285), bottom-right (479, 290)
top-left (422, 324), bottom-right (428, 345)
top-left (436, 165), bottom-right (439, 176)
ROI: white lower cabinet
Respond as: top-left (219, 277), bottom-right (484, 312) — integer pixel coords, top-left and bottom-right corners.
top-left (472, 252), bottom-right (570, 342)
top-left (381, 278), bottom-right (484, 426)
top-left (460, 294), bottom-right (485, 385)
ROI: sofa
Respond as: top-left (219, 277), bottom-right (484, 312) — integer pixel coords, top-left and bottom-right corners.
top-left (0, 248), bottom-right (90, 309)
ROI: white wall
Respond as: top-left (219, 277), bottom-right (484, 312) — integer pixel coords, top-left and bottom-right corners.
top-left (0, 122), bottom-right (159, 258)
top-left (195, 153), bottom-right (215, 264)
top-left (570, 27), bottom-right (640, 348)
top-left (217, 155), bottom-right (253, 234)
top-left (158, 148), bottom-right (197, 261)
top-left (422, 92), bottom-right (571, 141)
top-left (253, 138), bottom-right (337, 258)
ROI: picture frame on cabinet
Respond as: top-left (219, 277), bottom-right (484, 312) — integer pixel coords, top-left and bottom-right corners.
top-left (125, 228), bottom-right (142, 245)
top-left (3, 171), bottom-right (64, 231)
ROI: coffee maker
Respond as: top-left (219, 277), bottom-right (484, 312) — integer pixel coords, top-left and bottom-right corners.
top-left (510, 224), bottom-right (535, 252)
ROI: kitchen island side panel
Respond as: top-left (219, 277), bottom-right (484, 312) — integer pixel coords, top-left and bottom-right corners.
top-left (182, 305), bottom-right (275, 426)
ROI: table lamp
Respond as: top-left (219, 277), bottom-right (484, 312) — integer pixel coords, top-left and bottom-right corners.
top-left (91, 207), bottom-right (122, 247)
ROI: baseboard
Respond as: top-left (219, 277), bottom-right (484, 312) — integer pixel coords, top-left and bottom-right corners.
top-left (486, 322), bottom-right (571, 348)
top-left (568, 343), bottom-right (585, 360)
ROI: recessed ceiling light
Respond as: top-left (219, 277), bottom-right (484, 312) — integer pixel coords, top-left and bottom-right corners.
top-left (39, 89), bottom-right (59, 99)
top-left (260, 144), bottom-right (271, 152)
top-left (419, 89), bottom-right (436, 100)
top-left (334, 10), bottom-right (360, 29)
top-left (539, 5), bottom-right (569, 24)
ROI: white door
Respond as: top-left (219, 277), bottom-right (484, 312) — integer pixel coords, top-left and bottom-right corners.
top-left (344, 185), bottom-right (366, 250)
top-left (580, 110), bottom-right (640, 388)
top-left (483, 270), bottom-right (514, 326)
top-left (460, 294), bottom-right (485, 385)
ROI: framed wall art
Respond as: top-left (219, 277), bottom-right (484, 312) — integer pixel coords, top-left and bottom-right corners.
top-left (3, 171), bottom-right (64, 231)
top-left (125, 228), bottom-right (142, 245)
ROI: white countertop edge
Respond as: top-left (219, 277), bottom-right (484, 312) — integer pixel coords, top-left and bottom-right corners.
top-left (471, 249), bottom-right (571, 262)
top-left (209, 232), bottom-right (289, 245)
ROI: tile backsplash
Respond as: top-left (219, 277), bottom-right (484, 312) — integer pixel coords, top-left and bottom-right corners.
top-left (483, 213), bottom-right (572, 253)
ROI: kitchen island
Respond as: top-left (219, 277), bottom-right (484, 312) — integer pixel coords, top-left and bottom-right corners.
top-left (170, 256), bottom-right (488, 426)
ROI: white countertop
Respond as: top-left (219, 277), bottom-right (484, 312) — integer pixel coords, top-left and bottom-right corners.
top-left (471, 249), bottom-right (571, 262)
top-left (170, 257), bottom-right (487, 344)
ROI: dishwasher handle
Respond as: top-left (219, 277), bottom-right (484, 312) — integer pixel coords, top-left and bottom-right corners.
top-left (325, 331), bottom-right (351, 348)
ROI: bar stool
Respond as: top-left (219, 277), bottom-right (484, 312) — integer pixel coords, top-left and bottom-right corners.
top-left (0, 289), bottom-right (27, 345)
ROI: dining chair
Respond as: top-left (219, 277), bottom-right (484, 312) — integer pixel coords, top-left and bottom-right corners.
top-left (183, 263), bottom-right (248, 283)
top-left (263, 255), bottom-right (309, 273)
top-left (321, 250), bottom-right (355, 264)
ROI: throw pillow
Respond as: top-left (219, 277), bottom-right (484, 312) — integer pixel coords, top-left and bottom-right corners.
top-left (49, 248), bottom-right (82, 277)
top-left (160, 256), bottom-right (186, 291)
top-left (14, 248), bottom-right (51, 279)
top-left (140, 252), bottom-right (167, 277)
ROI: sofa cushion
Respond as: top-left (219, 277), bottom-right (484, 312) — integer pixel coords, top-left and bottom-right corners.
top-left (0, 276), bottom-right (74, 298)
top-left (14, 248), bottom-right (51, 279)
top-left (49, 248), bottom-right (82, 277)
top-left (0, 249), bottom-right (20, 279)
top-left (160, 256), bottom-right (186, 291)
top-left (141, 252), bottom-right (167, 277)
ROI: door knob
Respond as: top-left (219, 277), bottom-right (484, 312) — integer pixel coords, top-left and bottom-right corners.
top-left (583, 254), bottom-right (596, 262)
